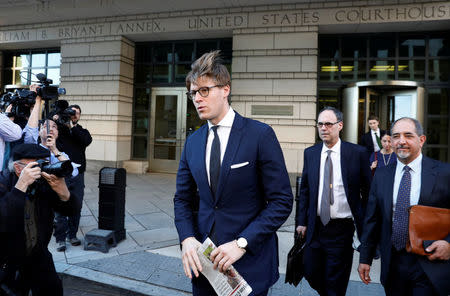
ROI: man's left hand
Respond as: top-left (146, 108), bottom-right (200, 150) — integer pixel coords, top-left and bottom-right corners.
top-left (426, 240), bottom-right (450, 261)
top-left (42, 172), bottom-right (70, 201)
top-left (210, 240), bottom-right (245, 273)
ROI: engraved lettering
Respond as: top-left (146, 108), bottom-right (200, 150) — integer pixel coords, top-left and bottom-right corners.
top-left (262, 14), bottom-right (269, 25)
top-left (408, 7), bottom-right (421, 19)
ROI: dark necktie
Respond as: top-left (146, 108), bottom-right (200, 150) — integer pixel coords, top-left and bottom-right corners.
top-left (320, 150), bottom-right (333, 226)
top-left (209, 126), bottom-right (221, 198)
top-left (375, 132), bottom-right (382, 150)
top-left (392, 166), bottom-right (412, 251)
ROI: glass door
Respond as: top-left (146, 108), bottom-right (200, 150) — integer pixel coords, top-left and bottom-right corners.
top-left (149, 87), bottom-right (205, 173)
top-left (149, 88), bottom-right (185, 172)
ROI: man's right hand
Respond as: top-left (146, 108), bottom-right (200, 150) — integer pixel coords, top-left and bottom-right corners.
top-left (181, 237), bottom-right (202, 279)
top-left (15, 162), bottom-right (41, 192)
top-left (296, 225), bottom-right (307, 237)
top-left (358, 263), bottom-right (371, 284)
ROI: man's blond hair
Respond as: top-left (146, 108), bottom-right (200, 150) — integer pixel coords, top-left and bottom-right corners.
top-left (185, 50), bottom-right (230, 91)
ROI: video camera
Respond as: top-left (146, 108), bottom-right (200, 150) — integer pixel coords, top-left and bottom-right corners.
top-left (0, 89), bottom-right (36, 120)
top-left (35, 73), bottom-right (66, 101)
top-left (51, 99), bottom-right (76, 126)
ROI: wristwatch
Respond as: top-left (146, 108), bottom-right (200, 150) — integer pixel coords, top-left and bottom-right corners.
top-left (55, 152), bottom-right (63, 157)
top-left (236, 237), bottom-right (248, 250)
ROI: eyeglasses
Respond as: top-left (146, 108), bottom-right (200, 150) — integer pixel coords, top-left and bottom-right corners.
top-left (186, 85), bottom-right (224, 101)
top-left (316, 121), bottom-right (341, 128)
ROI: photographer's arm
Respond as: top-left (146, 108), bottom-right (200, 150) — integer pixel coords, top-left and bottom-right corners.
top-left (28, 85), bottom-right (42, 129)
top-left (23, 85), bottom-right (42, 144)
top-left (41, 172), bottom-right (70, 201)
top-left (0, 112), bottom-right (22, 142)
top-left (42, 172), bottom-right (78, 216)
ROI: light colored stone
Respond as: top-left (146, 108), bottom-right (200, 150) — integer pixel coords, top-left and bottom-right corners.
top-left (231, 56), bottom-right (247, 73)
top-left (70, 61), bottom-right (109, 76)
top-left (233, 34), bottom-right (274, 50)
top-left (232, 79), bottom-right (273, 95)
top-left (61, 43), bottom-right (90, 58)
top-left (90, 41), bottom-right (122, 56)
top-left (247, 56), bottom-right (301, 72)
top-left (274, 32), bottom-right (318, 49)
top-left (123, 160), bottom-right (149, 174)
top-left (273, 79), bottom-right (316, 95)
top-left (273, 125), bottom-right (315, 143)
top-left (299, 102), bottom-right (317, 119)
top-left (301, 56), bottom-right (317, 72)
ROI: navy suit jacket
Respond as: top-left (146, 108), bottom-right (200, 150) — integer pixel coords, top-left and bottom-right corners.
top-left (295, 141), bottom-right (372, 244)
top-left (360, 156), bottom-right (450, 295)
top-left (174, 112), bottom-right (293, 294)
top-left (359, 130), bottom-right (386, 155)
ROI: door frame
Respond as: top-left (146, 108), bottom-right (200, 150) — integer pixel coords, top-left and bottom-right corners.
top-left (342, 80), bottom-right (424, 144)
top-left (148, 87), bottom-right (188, 173)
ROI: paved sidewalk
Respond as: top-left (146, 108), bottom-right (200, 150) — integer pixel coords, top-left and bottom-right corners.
top-left (52, 171), bottom-right (384, 296)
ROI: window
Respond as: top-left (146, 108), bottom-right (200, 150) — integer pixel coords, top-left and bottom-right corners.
top-left (2, 49), bottom-right (61, 87)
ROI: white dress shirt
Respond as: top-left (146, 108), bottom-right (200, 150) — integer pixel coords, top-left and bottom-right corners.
top-left (205, 107), bottom-right (235, 185)
top-left (392, 153), bottom-right (422, 214)
top-left (317, 139), bottom-right (353, 219)
top-left (371, 128), bottom-right (381, 152)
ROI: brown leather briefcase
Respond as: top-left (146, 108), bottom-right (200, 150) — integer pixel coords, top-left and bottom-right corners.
top-left (406, 205), bottom-right (450, 256)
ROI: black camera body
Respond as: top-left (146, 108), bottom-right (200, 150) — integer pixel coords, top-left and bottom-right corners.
top-left (34, 159), bottom-right (73, 178)
top-left (51, 100), bottom-right (75, 126)
top-left (35, 73), bottom-right (66, 101)
top-left (0, 89), bottom-right (37, 125)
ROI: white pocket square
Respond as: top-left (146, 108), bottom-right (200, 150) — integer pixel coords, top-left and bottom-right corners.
top-left (230, 162), bottom-right (249, 169)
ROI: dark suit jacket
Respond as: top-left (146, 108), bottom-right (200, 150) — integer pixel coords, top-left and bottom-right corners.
top-left (360, 130), bottom-right (386, 155)
top-left (359, 156), bottom-right (450, 295)
top-left (295, 141), bottom-right (372, 244)
top-left (174, 112), bottom-right (293, 294)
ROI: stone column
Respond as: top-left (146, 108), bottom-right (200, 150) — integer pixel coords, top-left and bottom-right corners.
top-left (60, 36), bottom-right (135, 170)
top-left (231, 26), bottom-right (318, 178)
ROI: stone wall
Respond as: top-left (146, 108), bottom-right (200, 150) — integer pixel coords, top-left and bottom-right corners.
top-left (231, 26), bottom-right (318, 175)
top-left (60, 36), bottom-right (135, 163)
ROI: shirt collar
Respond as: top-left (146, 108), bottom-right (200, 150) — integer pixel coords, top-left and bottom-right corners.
top-left (396, 153), bottom-right (423, 173)
top-left (321, 138), bottom-right (341, 154)
top-left (372, 128), bottom-right (380, 134)
top-left (207, 107), bottom-right (235, 130)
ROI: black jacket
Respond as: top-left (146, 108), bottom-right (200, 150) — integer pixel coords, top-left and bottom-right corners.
top-left (359, 129), bottom-right (386, 155)
top-left (0, 171), bottom-right (78, 261)
top-left (57, 124), bottom-right (92, 174)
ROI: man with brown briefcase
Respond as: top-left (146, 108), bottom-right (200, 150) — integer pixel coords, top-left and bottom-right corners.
top-left (358, 117), bottom-right (450, 296)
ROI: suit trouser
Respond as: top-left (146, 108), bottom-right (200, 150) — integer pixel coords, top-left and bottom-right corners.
top-left (192, 273), bottom-right (268, 296)
top-left (54, 173), bottom-right (85, 241)
top-left (303, 217), bottom-right (355, 296)
top-left (385, 249), bottom-right (437, 296)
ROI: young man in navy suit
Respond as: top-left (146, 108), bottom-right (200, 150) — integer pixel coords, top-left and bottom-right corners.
top-left (359, 115), bottom-right (386, 156)
top-left (358, 117), bottom-right (450, 296)
top-left (295, 107), bottom-right (371, 296)
top-left (174, 51), bottom-right (293, 296)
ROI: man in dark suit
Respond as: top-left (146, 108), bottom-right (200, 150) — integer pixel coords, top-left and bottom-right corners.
top-left (359, 115), bottom-right (386, 156)
top-left (358, 117), bottom-right (450, 296)
top-left (295, 107), bottom-right (372, 296)
top-left (174, 51), bottom-right (293, 296)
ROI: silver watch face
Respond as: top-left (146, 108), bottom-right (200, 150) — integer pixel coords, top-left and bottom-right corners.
top-left (237, 237), bottom-right (247, 248)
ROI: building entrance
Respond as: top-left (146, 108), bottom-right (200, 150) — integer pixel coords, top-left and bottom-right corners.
top-left (149, 87), bottom-right (204, 172)
top-left (342, 81), bottom-right (425, 143)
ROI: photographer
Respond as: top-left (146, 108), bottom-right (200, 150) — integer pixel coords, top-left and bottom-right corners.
top-left (53, 103), bottom-right (91, 249)
top-left (0, 143), bottom-right (77, 296)
top-left (0, 104), bottom-right (22, 172)
top-left (23, 84), bottom-right (79, 252)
